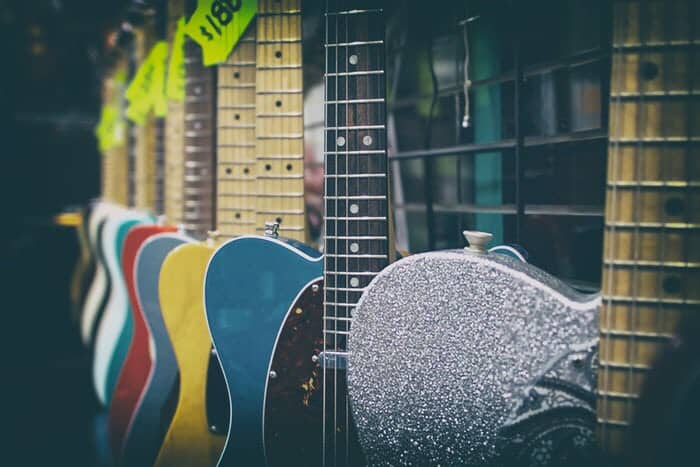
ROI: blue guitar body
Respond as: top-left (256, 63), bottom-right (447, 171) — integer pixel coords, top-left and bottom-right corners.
top-left (121, 233), bottom-right (192, 467)
top-left (204, 235), bottom-right (322, 465)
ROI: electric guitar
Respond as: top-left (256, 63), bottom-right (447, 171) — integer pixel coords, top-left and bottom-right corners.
top-left (341, 5), bottom-right (603, 467)
top-left (203, 1), bottom-right (377, 464)
top-left (597, 1), bottom-right (700, 464)
top-left (92, 35), bottom-right (156, 407)
top-left (152, 18), bottom-right (255, 467)
top-left (81, 200), bottom-right (118, 348)
top-left (107, 7), bottom-right (181, 459)
top-left (118, 3), bottom-right (191, 465)
top-left (81, 64), bottom-right (131, 349)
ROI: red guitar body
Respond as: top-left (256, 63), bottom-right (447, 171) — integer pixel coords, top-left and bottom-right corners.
top-left (108, 224), bottom-right (177, 460)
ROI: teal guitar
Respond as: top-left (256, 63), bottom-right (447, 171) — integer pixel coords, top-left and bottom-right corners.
top-left (204, 3), bottom-right (389, 464)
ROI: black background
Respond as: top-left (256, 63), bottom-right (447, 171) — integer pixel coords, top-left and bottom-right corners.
top-left (1, 1), bottom-right (128, 464)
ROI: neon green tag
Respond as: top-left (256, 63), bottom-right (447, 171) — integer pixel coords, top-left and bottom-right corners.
top-left (151, 42), bottom-right (169, 117)
top-left (184, 0), bottom-right (257, 66)
top-left (166, 17), bottom-right (186, 102)
top-left (126, 99), bottom-right (150, 125)
top-left (126, 41), bottom-right (169, 122)
top-left (112, 71), bottom-right (127, 147)
top-left (95, 105), bottom-right (114, 153)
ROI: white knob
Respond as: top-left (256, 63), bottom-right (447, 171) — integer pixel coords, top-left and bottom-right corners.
top-left (463, 230), bottom-right (493, 253)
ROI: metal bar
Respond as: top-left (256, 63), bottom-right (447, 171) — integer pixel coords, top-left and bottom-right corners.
top-left (390, 140), bottom-right (516, 160)
top-left (513, 3), bottom-right (524, 243)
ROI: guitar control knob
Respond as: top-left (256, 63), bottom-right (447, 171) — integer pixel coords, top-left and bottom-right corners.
top-left (463, 230), bottom-right (493, 254)
top-left (264, 221), bottom-right (280, 238)
top-left (207, 230), bottom-right (221, 245)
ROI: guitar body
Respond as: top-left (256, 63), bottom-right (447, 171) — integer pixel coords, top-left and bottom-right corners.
top-left (70, 204), bottom-right (96, 326)
top-left (348, 249), bottom-right (601, 466)
top-left (154, 242), bottom-right (226, 467)
top-left (203, 235), bottom-right (323, 465)
top-left (121, 233), bottom-right (191, 467)
top-left (93, 210), bottom-right (152, 406)
top-left (108, 224), bottom-right (177, 460)
top-left (81, 201), bottom-right (121, 347)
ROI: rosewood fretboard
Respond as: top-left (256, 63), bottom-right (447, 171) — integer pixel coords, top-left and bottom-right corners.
top-left (183, 12), bottom-right (217, 238)
top-left (321, 2), bottom-right (389, 466)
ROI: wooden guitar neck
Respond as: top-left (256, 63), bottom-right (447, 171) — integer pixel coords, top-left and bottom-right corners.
top-left (182, 16), bottom-right (216, 238)
top-left (597, 0), bottom-right (700, 456)
top-left (164, 0), bottom-right (186, 225)
top-left (255, 0), bottom-right (305, 242)
top-left (102, 57), bottom-right (129, 206)
top-left (215, 24), bottom-right (257, 237)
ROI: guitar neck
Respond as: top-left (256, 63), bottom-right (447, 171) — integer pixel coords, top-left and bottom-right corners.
top-left (164, 0), bottom-right (185, 225)
top-left (182, 22), bottom-right (217, 238)
top-left (322, 0), bottom-right (389, 348)
top-left (597, 0), bottom-right (700, 455)
top-left (254, 0), bottom-right (305, 242)
top-left (215, 25), bottom-right (257, 237)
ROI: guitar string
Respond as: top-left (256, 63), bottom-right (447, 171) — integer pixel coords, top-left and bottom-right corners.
top-left (628, 0), bottom-right (650, 441)
top-left (602, 0), bottom-right (627, 451)
top-left (655, 0), bottom-right (671, 373)
top-left (322, 0), bottom-right (330, 463)
top-left (679, 0), bottom-right (696, 356)
top-left (342, 1), bottom-right (348, 465)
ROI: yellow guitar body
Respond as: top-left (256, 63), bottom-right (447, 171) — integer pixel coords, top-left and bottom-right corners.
top-left (155, 241), bottom-right (225, 467)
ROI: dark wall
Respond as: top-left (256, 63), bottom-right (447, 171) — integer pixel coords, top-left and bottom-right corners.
top-left (0, 2), bottom-right (127, 465)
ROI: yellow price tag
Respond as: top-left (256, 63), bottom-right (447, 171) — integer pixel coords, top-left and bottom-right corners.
top-left (166, 17), bottom-right (186, 102)
top-left (184, 0), bottom-right (257, 66)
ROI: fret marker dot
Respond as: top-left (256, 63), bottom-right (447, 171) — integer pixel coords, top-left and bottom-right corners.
top-left (225, 168), bottom-right (232, 174)
top-left (275, 50), bottom-right (282, 58)
top-left (194, 86), bottom-right (201, 95)
top-left (663, 276), bottom-right (681, 294)
top-left (349, 54), bottom-right (359, 65)
top-left (276, 217), bottom-right (283, 224)
top-left (265, 164), bottom-right (272, 171)
top-left (640, 61), bottom-right (659, 81)
top-left (664, 197), bottom-right (684, 216)
top-left (234, 114), bottom-right (240, 120)
top-left (194, 122), bottom-right (202, 130)
top-left (233, 71), bottom-right (240, 79)
top-left (243, 167), bottom-right (250, 174)
top-left (275, 100), bottom-right (282, 107)
top-left (286, 163), bottom-right (293, 171)
top-left (350, 242), bottom-right (359, 253)
top-left (362, 135), bottom-right (373, 146)
top-left (235, 213), bottom-right (241, 219)
top-left (350, 203), bottom-right (359, 214)
top-left (350, 277), bottom-right (360, 287)
top-left (337, 136), bottom-right (346, 147)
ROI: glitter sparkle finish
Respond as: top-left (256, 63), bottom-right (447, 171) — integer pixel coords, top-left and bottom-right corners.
top-left (348, 250), bottom-right (600, 466)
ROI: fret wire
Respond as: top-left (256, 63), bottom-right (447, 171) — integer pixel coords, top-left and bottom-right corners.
top-left (325, 40), bottom-right (384, 47)
top-left (326, 70), bottom-right (385, 77)
top-left (325, 9), bottom-right (382, 16)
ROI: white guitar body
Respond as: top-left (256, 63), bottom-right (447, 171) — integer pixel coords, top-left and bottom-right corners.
top-left (81, 201), bottom-right (122, 346)
top-left (92, 208), bottom-right (152, 406)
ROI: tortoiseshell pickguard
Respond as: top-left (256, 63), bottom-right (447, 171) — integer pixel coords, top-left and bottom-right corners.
top-left (264, 280), bottom-right (367, 466)
top-left (264, 279), bottom-right (324, 466)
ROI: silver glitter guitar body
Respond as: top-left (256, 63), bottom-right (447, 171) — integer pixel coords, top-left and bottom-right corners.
top-left (348, 234), bottom-right (601, 466)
